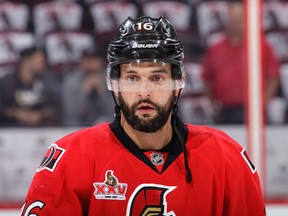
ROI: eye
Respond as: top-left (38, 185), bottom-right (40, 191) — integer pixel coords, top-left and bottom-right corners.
top-left (127, 76), bottom-right (139, 83)
top-left (151, 76), bottom-right (164, 84)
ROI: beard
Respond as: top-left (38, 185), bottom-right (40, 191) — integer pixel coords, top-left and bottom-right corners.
top-left (119, 93), bottom-right (175, 133)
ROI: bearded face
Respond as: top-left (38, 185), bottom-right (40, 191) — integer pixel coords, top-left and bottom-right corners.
top-left (118, 92), bottom-right (175, 133)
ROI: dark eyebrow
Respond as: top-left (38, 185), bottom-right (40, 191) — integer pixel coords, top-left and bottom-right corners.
top-left (121, 68), bottom-right (170, 76)
top-left (151, 68), bottom-right (169, 74)
top-left (123, 70), bottom-right (137, 74)
top-left (122, 69), bottom-right (169, 74)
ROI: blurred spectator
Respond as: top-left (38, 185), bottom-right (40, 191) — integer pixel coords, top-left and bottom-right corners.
top-left (201, 2), bottom-right (280, 124)
top-left (61, 48), bottom-right (114, 126)
top-left (179, 61), bottom-right (214, 125)
top-left (0, 47), bottom-right (61, 127)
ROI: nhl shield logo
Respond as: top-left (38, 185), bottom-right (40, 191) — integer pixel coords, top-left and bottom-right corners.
top-left (150, 152), bottom-right (164, 166)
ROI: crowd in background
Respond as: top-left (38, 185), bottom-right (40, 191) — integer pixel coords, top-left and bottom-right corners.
top-left (0, 0), bottom-right (287, 127)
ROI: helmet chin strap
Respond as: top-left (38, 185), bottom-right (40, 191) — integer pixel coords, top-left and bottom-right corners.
top-left (173, 89), bottom-right (192, 183)
top-left (111, 91), bottom-right (121, 121)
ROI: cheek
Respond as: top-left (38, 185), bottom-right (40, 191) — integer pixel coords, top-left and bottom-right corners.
top-left (119, 92), bottom-right (136, 105)
top-left (157, 91), bottom-right (176, 103)
top-left (164, 92), bottom-right (177, 107)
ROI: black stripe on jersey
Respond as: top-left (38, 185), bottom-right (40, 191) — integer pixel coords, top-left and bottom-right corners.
top-left (109, 116), bottom-right (188, 174)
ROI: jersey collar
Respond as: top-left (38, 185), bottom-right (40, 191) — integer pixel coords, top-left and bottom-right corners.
top-left (109, 116), bottom-right (188, 174)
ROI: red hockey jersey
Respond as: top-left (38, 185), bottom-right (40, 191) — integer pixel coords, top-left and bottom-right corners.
top-left (21, 120), bottom-right (266, 215)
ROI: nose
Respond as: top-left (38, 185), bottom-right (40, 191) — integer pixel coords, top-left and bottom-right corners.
top-left (138, 80), bottom-right (151, 98)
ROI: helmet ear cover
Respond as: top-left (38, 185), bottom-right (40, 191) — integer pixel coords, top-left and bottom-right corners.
top-left (171, 64), bottom-right (182, 80)
top-left (110, 65), bottom-right (120, 79)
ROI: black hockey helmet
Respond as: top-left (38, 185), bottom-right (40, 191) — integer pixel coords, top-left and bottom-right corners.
top-left (106, 16), bottom-right (185, 91)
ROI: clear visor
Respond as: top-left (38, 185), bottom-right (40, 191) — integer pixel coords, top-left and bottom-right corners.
top-left (107, 60), bottom-right (185, 92)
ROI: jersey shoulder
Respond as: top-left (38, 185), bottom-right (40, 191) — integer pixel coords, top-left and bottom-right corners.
top-left (185, 124), bottom-right (257, 173)
top-left (185, 124), bottom-right (243, 152)
top-left (55, 122), bottom-right (113, 150)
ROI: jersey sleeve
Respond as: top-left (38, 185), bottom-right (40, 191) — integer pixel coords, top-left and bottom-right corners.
top-left (21, 131), bottom-right (93, 215)
top-left (215, 130), bottom-right (266, 215)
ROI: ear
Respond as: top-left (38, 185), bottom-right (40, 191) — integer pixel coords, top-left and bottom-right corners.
top-left (174, 80), bottom-right (184, 97)
top-left (174, 88), bottom-right (180, 97)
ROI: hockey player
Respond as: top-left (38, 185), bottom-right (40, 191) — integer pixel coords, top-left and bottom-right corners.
top-left (21, 16), bottom-right (266, 215)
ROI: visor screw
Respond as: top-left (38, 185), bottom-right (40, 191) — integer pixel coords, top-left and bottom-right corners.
top-left (120, 26), bottom-right (126, 33)
top-left (151, 54), bottom-right (156, 58)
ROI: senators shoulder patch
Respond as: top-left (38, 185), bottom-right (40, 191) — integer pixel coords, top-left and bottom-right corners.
top-left (37, 143), bottom-right (65, 172)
